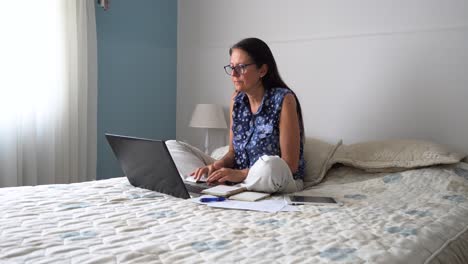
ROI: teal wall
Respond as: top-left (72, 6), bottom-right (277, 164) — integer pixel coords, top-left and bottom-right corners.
top-left (95, 0), bottom-right (177, 179)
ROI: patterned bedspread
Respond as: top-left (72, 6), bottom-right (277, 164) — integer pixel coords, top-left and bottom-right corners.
top-left (1, 163), bottom-right (468, 263)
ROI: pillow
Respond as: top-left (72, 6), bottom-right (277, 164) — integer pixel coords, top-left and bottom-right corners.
top-left (331, 139), bottom-right (466, 173)
top-left (303, 138), bottom-right (343, 187)
top-left (211, 145), bottom-right (229, 160)
top-left (165, 140), bottom-right (215, 176)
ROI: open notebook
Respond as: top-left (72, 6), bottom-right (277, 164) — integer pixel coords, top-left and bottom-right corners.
top-left (202, 185), bottom-right (270, 201)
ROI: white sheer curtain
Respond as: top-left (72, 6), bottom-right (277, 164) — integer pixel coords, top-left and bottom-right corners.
top-left (0, 1), bottom-right (97, 187)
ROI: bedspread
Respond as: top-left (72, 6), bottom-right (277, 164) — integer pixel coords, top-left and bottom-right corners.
top-left (1, 163), bottom-right (468, 263)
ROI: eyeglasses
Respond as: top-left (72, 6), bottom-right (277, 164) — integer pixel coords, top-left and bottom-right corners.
top-left (224, 63), bottom-right (256, 76)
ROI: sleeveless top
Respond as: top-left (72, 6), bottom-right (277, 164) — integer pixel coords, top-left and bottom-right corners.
top-left (232, 87), bottom-right (305, 180)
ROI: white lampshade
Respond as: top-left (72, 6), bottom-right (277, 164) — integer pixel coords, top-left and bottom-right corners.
top-left (189, 104), bottom-right (227, 129)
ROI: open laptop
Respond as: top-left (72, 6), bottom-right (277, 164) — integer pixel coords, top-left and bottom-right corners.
top-left (105, 134), bottom-right (209, 199)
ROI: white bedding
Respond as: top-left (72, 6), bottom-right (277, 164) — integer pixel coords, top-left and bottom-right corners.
top-left (1, 163), bottom-right (468, 263)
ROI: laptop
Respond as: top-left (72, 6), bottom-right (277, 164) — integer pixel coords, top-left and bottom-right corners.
top-left (105, 134), bottom-right (209, 199)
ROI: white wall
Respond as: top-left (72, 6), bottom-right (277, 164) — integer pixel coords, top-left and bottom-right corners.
top-left (177, 0), bottom-right (468, 154)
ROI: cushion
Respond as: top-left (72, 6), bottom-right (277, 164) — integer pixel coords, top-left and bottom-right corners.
top-left (303, 138), bottom-right (343, 187)
top-left (165, 140), bottom-right (215, 176)
top-left (211, 145), bottom-right (230, 160)
top-left (331, 139), bottom-right (466, 173)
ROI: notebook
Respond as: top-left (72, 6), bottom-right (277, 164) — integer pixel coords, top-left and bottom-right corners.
top-left (229, 191), bottom-right (271, 202)
top-left (201, 185), bottom-right (247, 197)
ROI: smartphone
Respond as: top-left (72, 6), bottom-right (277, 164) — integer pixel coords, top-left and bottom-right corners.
top-left (287, 195), bottom-right (338, 205)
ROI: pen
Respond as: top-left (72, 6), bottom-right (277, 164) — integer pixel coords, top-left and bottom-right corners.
top-left (200, 197), bottom-right (226, 203)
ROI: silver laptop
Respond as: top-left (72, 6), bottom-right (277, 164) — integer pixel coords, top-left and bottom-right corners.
top-left (105, 134), bottom-right (209, 199)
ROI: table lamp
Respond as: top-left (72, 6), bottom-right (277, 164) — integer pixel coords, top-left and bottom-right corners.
top-left (189, 104), bottom-right (227, 154)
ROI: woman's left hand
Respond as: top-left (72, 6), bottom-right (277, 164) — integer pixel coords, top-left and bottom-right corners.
top-left (206, 168), bottom-right (247, 184)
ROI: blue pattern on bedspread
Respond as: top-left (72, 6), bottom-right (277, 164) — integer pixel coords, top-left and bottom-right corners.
top-left (0, 163), bottom-right (468, 263)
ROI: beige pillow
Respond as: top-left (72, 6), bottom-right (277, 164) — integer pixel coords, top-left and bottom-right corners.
top-left (303, 138), bottom-right (343, 187)
top-left (332, 139), bottom-right (466, 172)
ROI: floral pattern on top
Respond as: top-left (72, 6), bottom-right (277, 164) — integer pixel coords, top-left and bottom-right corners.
top-left (232, 87), bottom-right (305, 180)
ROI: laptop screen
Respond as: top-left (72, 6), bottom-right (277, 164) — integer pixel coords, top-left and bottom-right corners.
top-left (105, 134), bottom-right (190, 199)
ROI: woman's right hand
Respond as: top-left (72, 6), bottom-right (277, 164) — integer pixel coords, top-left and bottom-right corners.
top-left (190, 160), bottom-right (224, 181)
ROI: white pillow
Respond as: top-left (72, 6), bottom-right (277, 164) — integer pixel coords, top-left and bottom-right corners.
top-left (331, 139), bottom-right (466, 172)
top-left (165, 140), bottom-right (215, 176)
top-left (211, 145), bottom-right (229, 160)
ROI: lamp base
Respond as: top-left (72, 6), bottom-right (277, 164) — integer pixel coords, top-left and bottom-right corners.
top-left (204, 129), bottom-right (209, 154)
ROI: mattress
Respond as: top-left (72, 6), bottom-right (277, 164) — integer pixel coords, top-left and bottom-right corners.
top-left (1, 163), bottom-right (468, 264)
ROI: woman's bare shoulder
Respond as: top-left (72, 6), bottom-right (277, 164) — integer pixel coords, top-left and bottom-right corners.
top-left (231, 90), bottom-right (239, 100)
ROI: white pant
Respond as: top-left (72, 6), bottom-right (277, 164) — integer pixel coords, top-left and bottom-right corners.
top-left (166, 141), bottom-right (303, 194)
top-left (242, 155), bottom-right (303, 194)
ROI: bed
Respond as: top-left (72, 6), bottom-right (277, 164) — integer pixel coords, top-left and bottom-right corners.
top-left (1, 157), bottom-right (467, 263)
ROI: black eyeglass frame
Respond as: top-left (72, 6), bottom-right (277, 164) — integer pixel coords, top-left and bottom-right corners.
top-left (224, 63), bottom-right (256, 76)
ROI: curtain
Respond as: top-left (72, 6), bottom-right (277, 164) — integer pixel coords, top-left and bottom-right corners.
top-left (0, 1), bottom-right (97, 187)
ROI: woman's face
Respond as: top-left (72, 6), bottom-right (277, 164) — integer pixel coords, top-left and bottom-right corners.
top-left (229, 48), bottom-right (266, 93)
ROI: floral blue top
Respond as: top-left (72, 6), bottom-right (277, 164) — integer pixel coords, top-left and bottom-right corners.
top-left (232, 87), bottom-right (305, 180)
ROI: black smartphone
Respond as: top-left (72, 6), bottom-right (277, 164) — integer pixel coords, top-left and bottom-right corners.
top-left (288, 195), bottom-right (337, 205)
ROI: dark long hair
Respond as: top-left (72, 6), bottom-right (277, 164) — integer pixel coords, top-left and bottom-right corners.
top-left (229, 37), bottom-right (305, 138)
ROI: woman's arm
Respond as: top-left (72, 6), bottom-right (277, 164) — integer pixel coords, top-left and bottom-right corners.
top-left (279, 93), bottom-right (301, 174)
top-left (206, 92), bottom-right (249, 184)
top-left (193, 92), bottom-right (246, 182)
top-left (211, 91), bottom-right (237, 169)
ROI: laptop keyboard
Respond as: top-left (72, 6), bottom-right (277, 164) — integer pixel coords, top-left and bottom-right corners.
top-left (185, 183), bottom-right (207, 194)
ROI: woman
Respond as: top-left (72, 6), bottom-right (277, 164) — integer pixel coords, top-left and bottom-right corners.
top-left (191, 38), bottom-right (305, 193)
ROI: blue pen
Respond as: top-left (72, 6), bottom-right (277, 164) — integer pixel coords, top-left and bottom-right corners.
top-left (200, 197), bottom-right (226, 203)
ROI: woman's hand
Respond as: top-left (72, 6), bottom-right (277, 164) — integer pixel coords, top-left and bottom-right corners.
top-left (206, 168), bottom-right (247, 184)
top-left (190, 160), bottom-right (224, 181)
